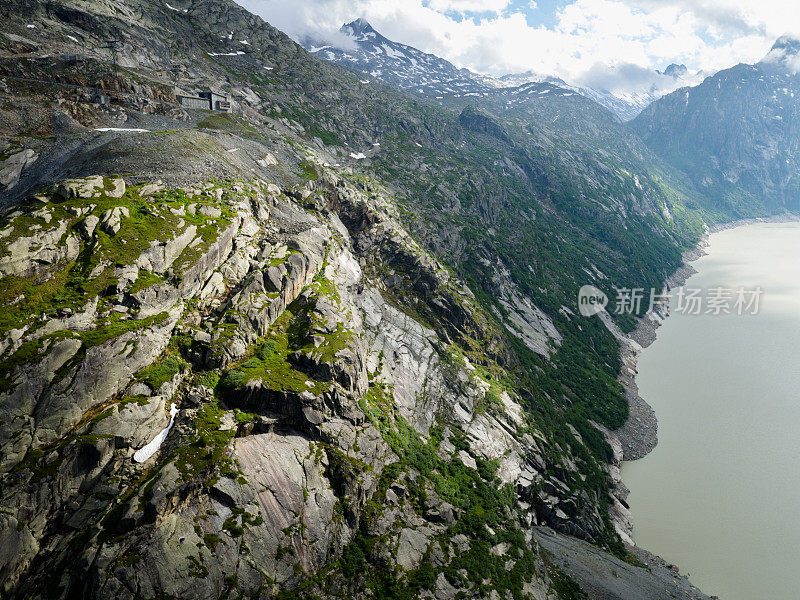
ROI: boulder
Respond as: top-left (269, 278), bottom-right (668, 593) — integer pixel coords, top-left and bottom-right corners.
top-left (263, 265), bottom-right (285, 292)
top-left (257, 153), bottom-right (278, 167)
top-left (106, 177), bottom-right (126, 198)
top-left (396, 528), bottom-right (430, 570)
top-left (80, 214), bottom-right (100, 239)
top-left (100, 206), bottom-right (130, 235)
top-left (199, 271), bottom-right (225, 299)
top-left (136, 225), bottom-right (197, 273)
top-left (55, 176), bottom-right (105, 200)
top-left (199, 205), bottom-right (222, 218)
top-left (139, 182), bottom-right (164, 197)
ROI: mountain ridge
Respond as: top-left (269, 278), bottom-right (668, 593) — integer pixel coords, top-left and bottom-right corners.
top-left (303, 18), bottom-right (700, 120)
top-left (303, 18), bottom-right (496, 100)
top-left (631, 37), bottom-right (800, 214)
top-left (0, 0), bottom-right (793, 599)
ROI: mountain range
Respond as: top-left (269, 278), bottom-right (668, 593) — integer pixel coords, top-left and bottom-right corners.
top-left (0, 0), bottom-right (797, 599)
top-left (304, 18), bottom-right (701, 120)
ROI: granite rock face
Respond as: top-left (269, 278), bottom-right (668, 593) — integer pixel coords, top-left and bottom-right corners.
top-left (0, 0), bottom-right (732, 597)
top-left (0, 171), bottom-right (648, 599)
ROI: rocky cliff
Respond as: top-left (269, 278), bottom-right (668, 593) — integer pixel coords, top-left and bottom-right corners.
top-left (0, 0), bottom-right (718, 598)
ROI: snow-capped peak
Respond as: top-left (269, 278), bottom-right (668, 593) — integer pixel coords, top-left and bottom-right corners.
top-left (761, 34), bottom-right (800, 72)
top-left (303, 19), bottom-right (497, 100)
top-left (769, 35), bottom-right (800, 56)
top-left (303, 19), bottom-right (697, 120)
top-left (345, 17), bottom-right (374, 35)
top-left (660, 63), bottom-right (688, 79)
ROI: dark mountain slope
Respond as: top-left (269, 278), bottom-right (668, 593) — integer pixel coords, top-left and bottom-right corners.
top-left (631, 36), bottom-right (800, 214)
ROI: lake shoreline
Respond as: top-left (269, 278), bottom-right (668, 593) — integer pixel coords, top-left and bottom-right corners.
top-left (615, 213), bottom-right (800, 461)
top-left (595, 214), bottom-right (800, 582)
top-left (618, 218), bottom-right (800, 599)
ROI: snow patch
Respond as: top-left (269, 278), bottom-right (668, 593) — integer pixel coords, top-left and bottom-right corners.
top-left (94, 128), bottom-right (150, 133)
top-left (381, 43), bottom-right (405, 59)
top-left (165, 2), bottom-right (188, 12)
top-left (133, 403), bottom-right (179, 463)
top-left (349, 152), bottom-right (367, 160)
top-left (207, 51), bottom-right (245, 56)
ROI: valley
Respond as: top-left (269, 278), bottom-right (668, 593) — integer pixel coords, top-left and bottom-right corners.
top-left (0, 1), bottom-right (797, 598)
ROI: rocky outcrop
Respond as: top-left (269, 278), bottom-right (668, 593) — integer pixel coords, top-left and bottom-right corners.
top-left (0, 149), bottom-right (37, 190)
top-left (458, 105), bottom-right (511, 144)
top-left (489, 257), bottom-right (561, 357)
top-left (535, 527), bottom-right (714, 600)
top-left (0, 170), bottom-right (648, 599)
top-left (0, 218), bottom-right (78, 278)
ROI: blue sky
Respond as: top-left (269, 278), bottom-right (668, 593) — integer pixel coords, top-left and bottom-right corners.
top-left (434, 0), bottom-right (566, 28)
top-left (422, 0), bottom-right (569, 27)
top-left (236, 0), bottom-right (799, 95)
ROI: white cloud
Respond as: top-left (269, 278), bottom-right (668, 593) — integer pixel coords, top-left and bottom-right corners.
top-left (426, 0), bottom-right (511, 14)
top-left (625, 0), bottom-right (800, 38)
top-left (235, 0), bottom-right (797, 95)
top-left (235, 0), bottom-right (358, 49)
